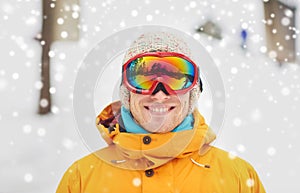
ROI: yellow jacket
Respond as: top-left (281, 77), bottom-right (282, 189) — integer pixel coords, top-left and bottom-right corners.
top-left (56, 101), bottom-right (266, 193)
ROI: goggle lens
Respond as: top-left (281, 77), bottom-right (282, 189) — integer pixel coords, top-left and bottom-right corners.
top-left (123, 53), bottom-right (198, 94)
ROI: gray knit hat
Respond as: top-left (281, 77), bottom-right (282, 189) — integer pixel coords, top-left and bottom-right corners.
top-left (120, 32), bottom-right (201, 114)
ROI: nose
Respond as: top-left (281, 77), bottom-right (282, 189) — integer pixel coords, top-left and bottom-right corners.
top-left (150, 90), bottom-right (170, 101)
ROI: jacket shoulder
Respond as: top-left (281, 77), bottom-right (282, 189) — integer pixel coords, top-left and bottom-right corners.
top-left (202, 146), bottom-right (266, 193)
top-left (56, 152), bottom-right (104, 193)
top-left (209, 146), bottom-right (257, 171)
top-left (75, 151), bottom-right (104, 169)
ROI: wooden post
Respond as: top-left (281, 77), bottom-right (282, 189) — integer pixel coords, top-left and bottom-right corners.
top-left (39, 42), bottom-right (51, 114)
top-left (37, 0), bottom-right (80, 114)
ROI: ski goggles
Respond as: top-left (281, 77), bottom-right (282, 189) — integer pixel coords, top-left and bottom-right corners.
top-left (122, 52), bottom-right (199, 95)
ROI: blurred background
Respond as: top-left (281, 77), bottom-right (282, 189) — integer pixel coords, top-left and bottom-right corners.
top-left (0, 0), bottom-right (299, 192)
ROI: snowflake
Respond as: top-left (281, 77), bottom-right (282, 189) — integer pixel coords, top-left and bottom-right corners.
top-left (281, 87), bottom-right (290, 96)
top-left (281, 17), bottom-right (290, 26)
top-left (231, 67), bottom-right (238, 74)
top-left (284, 9), bottom-right (293, 17)
top-left (62, 138), bottom-right (76, 150)
top-left (228, 151), bottom-right (237, 160)
top-left (250, 109), bottom-right (262, 122)
top-left (72, 11), bottom-right (79, 19)
top-left (23, 124), bottom-right (32, 134)
top-left (131, 10), bottom-right (138, 17)
top-left (237, 144), bottom-right (246, 153)
top-left (0, 78), bottom-right (7, 91)
top-left (34, 81), bottom-right (43, 90)
top-left (189, 1), bottom-right (197, 8)
top-left (268, 50), bottom-right (277, 59)
top-left (233, 117), bottom-right (242, 127)
top-left (48, 50), bottom-right (55, 58)
top-left (146, 14), bottom-right (153, 22)
top-left (25, 16), bottom-right (37, 25)
top-left (119, 21), bottom-right (126, 28)
top-left (2, 3), bottom-right (14, 14)
top-left (267, 147), bottom-right (276, 156)
top-left (55, 73), bottom-right (63, 82)
top-left (61, 31), bottom-right (68, 39)
top-left (40, 99), bottom-right (49, 108)
top-left (132, 177), bottom-right (141, 187)
top-left (9, 50), bottom-right (15, 56)
top-left (49, 87), bottom-right (56, 94)
top-left (59, 53), bottom-right (66, 60)
top-left (26, 49), bottom-right (35, 58)
top-left (246, 178), bottom-right (254, 187)
top-left (37, 128), bottom-right (46, 137)
top-left (24, 173), bottom-right (33, 183)
top-left (51, 106), bottom-right (60, 114)
top-left (57, 18), bottom-right (64, 25)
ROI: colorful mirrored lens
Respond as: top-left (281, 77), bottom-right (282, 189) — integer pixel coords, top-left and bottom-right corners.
top-left (125, 56), bottom-right (195, 91)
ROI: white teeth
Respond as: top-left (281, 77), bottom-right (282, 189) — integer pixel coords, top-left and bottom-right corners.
top-left (150, 107), bottom-right (168, 113)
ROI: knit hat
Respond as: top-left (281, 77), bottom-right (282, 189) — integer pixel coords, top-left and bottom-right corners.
top-left (120, 32), bottom-right (202, 114)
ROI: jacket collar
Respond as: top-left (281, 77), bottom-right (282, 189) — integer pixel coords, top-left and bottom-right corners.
top-left (95, 101), bottom-right (216, 170)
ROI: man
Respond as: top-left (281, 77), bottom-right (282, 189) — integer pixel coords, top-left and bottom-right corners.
top-left (56, 32), bottom-right (266, 192)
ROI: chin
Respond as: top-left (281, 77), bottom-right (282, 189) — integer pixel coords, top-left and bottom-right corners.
top-left (145, 120), bottom-right (176, 133)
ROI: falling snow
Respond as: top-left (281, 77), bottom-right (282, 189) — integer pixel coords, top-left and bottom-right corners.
top-left (24, 173), bottom-right (33, 183)
top-left (1, 0), bottom-right (300, 192)
top-left (51, 106), bottom-right (60, 114)
top-left (131, 10), bottom-right (138, 17)
top-left (233, 117), bottom-right (242, 127)
top-left (48, 50), bottom-right (55, 58)
top-left (228, 151), bottom-right (237, 160)
top-left (23, 124), bottom-right (32, 134)
top-left (57, 18), bottom-right (64, 25)
top-left (231, 67), bottom-right (238, 74)
top-left (237, 144), bottom-right (246, 153)
top-left (146, 14), bottom-right (153, 21)
top-left (281, 87), bottom-right (290, 96)
top-left (12, 73), bottom-right (19, 80)
top-left (34, 81), bottom-right (43, 89)
top-left (250, 109), bottom-right (262, 122)
top-left (61, 31), bottom-right (68, 39)
top-left (37, 128), bottom-right (46, 137)
top-left (49, 87), bottom-right (56, 94)
top-left (62, 138), bottom-right (76, 150)
top-left (132, 177), bottom-right (141, 187)
top-left (0, 79), bottom-right (7, 91)
top-left (246, 178), bottom-right (255, 187)
top-left (39, 99), bottom-right (49, 108)
top-left (267, 147), bottom-right (277, 156)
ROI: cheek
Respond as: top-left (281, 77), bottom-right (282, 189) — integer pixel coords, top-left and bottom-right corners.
top-left (130, 96), bottom-right (145, 120)
top-left (130, 100), bottom-right (139, 115)
top-left (135, 103), bottom-right (144, 115)
top-left (178, 96), bottom-right (190, 115)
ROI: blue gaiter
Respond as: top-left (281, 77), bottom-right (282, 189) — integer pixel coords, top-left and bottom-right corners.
top-left (121, 106), bottom-right (194, 134)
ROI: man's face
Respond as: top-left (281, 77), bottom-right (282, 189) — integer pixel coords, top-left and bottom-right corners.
top-left (130, 90), bottom-right (190, 133)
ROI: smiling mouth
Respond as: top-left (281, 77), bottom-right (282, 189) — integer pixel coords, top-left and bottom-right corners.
top-left (144, 106), bottom-right (176, 113)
